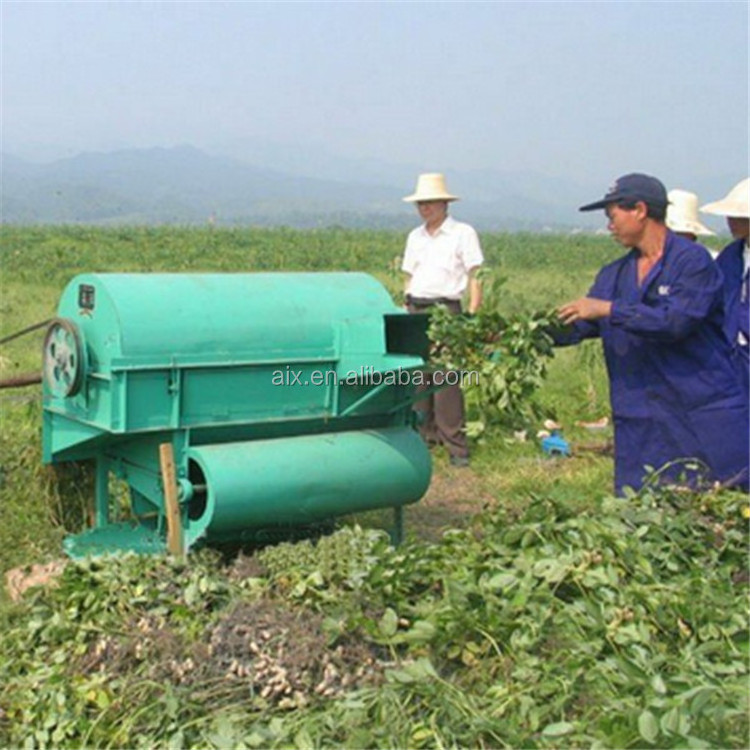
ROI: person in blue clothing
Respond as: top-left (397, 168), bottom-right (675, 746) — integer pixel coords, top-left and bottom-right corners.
top-left (700, 178), bottom-right (749, 398)
top-left (555, 173), bottom-right (749, 495)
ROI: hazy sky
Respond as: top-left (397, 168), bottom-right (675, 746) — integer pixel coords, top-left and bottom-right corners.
top-left (2, 0), bottom-right (748, 187)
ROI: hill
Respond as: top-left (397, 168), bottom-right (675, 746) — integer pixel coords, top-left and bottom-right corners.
top-left (2, 146), bottom-right (600, 230)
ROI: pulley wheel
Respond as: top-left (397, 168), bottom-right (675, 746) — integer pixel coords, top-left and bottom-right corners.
top-left (43, 318), bottom-right (84, 397)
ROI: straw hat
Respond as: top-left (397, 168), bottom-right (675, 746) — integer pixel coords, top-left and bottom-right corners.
top-left (700, 178), bottom-right (750, 218)
top-left (403, 173), bottom-right (459, 203)
top-left (666, 189), bottom-right (715, 236)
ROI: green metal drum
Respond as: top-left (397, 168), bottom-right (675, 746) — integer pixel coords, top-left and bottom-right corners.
top-left (185, 428), bottom-right (430, 545)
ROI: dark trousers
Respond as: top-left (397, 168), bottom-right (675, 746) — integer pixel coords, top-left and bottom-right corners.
top-left (407, 298), bottom-right (469, 459)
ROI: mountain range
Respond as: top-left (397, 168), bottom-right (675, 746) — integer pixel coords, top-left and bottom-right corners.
top-left (0, 144), bottom-right (736, 232)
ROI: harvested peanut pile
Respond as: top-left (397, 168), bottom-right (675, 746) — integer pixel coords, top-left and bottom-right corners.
top-left (204, 600), bottom-right (384, 709)
top-left (74, 597), bottom-right (384, 710)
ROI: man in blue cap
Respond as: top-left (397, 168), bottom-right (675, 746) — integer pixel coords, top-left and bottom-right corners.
top-left (555, 173), bottom-right (748, 495)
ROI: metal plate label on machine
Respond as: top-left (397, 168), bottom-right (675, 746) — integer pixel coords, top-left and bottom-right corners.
top-left (78, 284), bottom-right (95, 311)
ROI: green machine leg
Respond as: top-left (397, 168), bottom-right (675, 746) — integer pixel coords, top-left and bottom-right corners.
top-left (95, 457), bottom-right (109, 527)
top-left (390, 505), bottom-right (404, 546)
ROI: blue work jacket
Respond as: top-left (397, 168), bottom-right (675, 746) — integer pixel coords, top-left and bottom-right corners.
top-left (716, 238), bottom-right (749, 396)
top-left (558, 231), bottom-right (749, 494)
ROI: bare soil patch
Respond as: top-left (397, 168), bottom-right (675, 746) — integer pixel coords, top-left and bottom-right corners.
top-left (406, 465), bottom-right (495, 542)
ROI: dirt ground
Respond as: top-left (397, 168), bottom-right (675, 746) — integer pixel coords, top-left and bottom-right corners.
top-left (404, 464), bottom-right (496, 542)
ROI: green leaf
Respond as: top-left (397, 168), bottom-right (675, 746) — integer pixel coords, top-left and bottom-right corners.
top-left (636, 555), bottom-right (653, 576)
top-left (485, 572), bottom-right (518, 590)
top-left (660, 707), bottom-right (689, 737)
top-left (638, 710), bottom-right (659, 744)
top-left (387, 657), bottom-right (438, 684)
top-left (532, 558), bottom-right (569, 583)
top-left (294, 729), bottom-right (313, 749)
top-left (307, 570), bottom-right (325, 587)
top-left (411, 725), bottom-right (434, 743)
top-left (402, 620), bottom-right (436, 644)
top-left (541, 722), bottom-right (574, 737)
top-left (167, 730), bottom-right (185, 750)
top-left (378, 608), bottom-right (399, 637)
top-left (689, 687), bottom-right (715, 715)
top-left (684, 736), bottom-right (711, 749)
top-left (183, 582), bottom-right (199, 606)
top-left (207, 715), bottom-right (244, 750)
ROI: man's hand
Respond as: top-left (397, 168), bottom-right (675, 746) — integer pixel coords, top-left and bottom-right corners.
top-left (557, 297), bottom-right (612, 324)
top-left (467, 271), bottom-right (482, 314)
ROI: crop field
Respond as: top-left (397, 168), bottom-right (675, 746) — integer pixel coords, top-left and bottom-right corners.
top-left (0, 226), bottom-right (747, 748)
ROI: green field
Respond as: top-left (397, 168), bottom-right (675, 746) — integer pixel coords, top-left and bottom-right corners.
top-left (0, 226), bottom-right (746, 748)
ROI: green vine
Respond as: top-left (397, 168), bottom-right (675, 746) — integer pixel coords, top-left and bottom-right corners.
top-left (426, 300), bottom-right (556, 433)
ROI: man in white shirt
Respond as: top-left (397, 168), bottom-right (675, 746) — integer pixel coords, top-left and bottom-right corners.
top-left (401, 173), bottom-right (484, 467)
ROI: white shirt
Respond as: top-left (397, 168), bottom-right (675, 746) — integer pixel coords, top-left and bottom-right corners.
top-left (401, 216), bottom-right (484, 300)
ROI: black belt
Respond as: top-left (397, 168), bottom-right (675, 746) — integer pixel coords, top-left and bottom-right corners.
top-left (406, 295), bottom-right (460, 308)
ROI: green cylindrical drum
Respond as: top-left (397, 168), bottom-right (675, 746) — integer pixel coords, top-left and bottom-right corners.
top-left (185, 427), bottom-right (431, 544)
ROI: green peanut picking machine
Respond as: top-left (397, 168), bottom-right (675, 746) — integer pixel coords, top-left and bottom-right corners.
top-left (42, 273), bottom-right (432, 558)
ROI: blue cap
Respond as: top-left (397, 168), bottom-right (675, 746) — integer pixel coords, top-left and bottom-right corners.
top-left (579, 173), bottom-right (668, 212)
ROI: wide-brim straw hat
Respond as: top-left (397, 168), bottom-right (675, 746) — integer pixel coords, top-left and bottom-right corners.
top-left (700, 178), bottom-right (750, 218)
top-left (403, 173), bottom-right (459, 203)
top-left (666, 189), bottom-right (715, 236)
